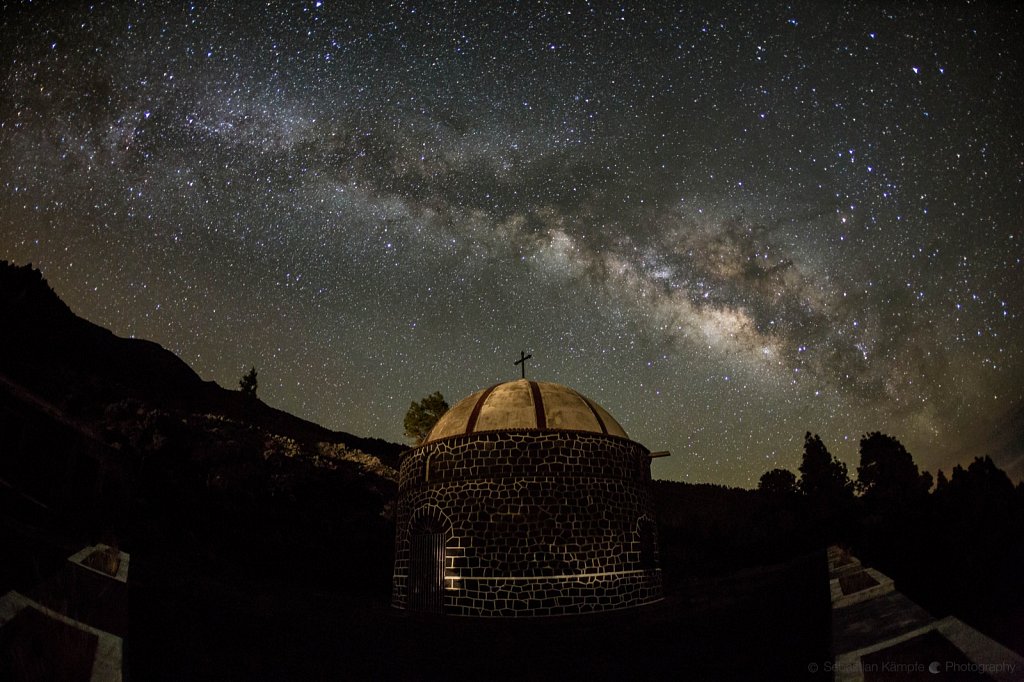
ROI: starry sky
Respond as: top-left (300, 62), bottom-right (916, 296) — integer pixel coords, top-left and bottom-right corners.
top-left (2, 1), bottom-right (1022, 487)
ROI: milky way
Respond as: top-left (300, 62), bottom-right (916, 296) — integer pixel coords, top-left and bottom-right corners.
top-left (2, 2), bottom-right (1022, 486)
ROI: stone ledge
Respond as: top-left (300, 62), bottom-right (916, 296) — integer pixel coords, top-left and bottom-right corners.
top-left (833, 617), bottom-right (1024, 682)
top-left (831, 568), bottom-right (894, 608)
top-left (828, 547), bottom-right (863, 577)
top-left (935, 616), bottom-right (1024, 681)
top-left (67, 544), bottom-right (130, 584)
top-left (0, 590), bottom-right (123, 682)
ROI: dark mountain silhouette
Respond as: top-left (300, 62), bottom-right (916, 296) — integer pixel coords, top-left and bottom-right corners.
top-left (0, 260), bottom-right (403, 468)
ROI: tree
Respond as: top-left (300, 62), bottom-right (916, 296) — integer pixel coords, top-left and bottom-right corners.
top-left (239, 366), bottom-right (258, 397)
top-left (758, 468), bottom-right (798, 497)
top-left (797, 432), bottom-right (854, 543)
top-left (857, 432), bottom-right (931, 503)
top-left (939, 455), bottom-right (1016, 516)
top-left (798, 432), bottom-right (852, 499)
top-left (404, 391), bottom-right (448, 445)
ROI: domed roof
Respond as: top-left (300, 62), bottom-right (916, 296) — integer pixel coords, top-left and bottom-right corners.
top-left (424, 379), bottom-right (628, 444)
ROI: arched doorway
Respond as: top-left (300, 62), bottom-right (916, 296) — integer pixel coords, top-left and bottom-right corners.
top-left (407, 512), bottom-right (449, 613)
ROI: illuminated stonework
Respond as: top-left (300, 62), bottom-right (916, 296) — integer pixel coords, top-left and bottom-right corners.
top-left (392, 380), bottom-right (663, 617)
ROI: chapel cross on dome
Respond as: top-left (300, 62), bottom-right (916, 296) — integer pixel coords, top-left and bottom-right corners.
top-left (514, 350), bottom-right (532, 379)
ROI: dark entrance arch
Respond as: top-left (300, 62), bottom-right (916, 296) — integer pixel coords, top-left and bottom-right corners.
top-left (407, 509), bottom-right (450, 613)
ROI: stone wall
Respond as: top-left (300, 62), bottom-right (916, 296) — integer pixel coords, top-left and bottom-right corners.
top-left (392, 429), bottom-right (663, 616)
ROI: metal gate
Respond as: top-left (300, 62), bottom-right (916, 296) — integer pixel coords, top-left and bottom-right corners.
top-left (408, 531), bottom-right (445, 613)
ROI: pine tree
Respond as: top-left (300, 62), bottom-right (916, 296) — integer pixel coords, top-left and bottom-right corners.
top-left (404, 391), bottom-right (448, 445)
top-left (239, 366), bottom-right (258, 397)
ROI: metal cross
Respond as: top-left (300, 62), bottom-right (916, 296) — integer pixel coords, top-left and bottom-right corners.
top-left (514, 350), bottom-right (532, 379)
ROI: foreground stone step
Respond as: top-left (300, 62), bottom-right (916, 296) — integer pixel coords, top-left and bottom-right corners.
top-left (0, 543), bottom-right (128, 681)
top-left (827, 546), bottom-right (1023, 682)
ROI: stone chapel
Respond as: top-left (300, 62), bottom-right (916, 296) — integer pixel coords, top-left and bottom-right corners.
top-left (391, 378), bottom-right (664, 616)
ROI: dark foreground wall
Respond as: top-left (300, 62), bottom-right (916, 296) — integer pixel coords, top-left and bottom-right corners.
top-left (393, 429), bottom-right (663, 616)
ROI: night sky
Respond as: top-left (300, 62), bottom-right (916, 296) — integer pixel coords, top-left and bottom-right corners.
top-left (2, 2), bottom-right (1022, 487)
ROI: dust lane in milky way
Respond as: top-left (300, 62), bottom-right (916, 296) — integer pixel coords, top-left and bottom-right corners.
top-left (1, 2), bottom-right (1022, 486)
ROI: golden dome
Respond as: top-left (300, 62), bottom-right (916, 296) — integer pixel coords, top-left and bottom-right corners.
top-left (424, 379), bottom-right (627, 444)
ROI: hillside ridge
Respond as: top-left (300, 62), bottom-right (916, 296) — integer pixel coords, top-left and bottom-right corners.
top-left (0, 260), bottom-right (404, 467)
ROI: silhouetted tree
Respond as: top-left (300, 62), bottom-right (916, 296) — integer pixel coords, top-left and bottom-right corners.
top-left (938, 455), bottom-right (1016, 518)
top-left (798, 433), bottom-right (852, 499)
top-left (758, 468), bottom-right (798, 497)
top-left (797, 433), bottom-right (853, 543)
top-left (404, 391), bottom-right (448, 445)
top-left (239, 366), bottom-right (258, 397)
top-left (857, 432), bottom-right (932, 505)
top-left (852, 432), bottom-right (932, 579)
